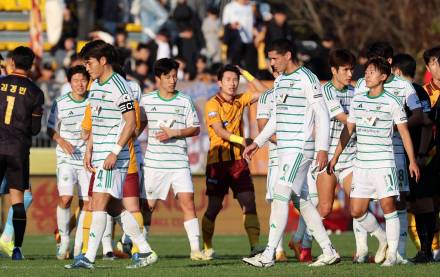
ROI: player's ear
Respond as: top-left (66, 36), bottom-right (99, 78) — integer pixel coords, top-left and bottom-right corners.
top-left (99, 56), bottom-right (107, 66)
top-left (331, 66), bottom-right (338, 76)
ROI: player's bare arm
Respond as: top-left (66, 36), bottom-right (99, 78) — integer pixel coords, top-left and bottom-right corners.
top-left (396, 122), bottom-right (420, 182)
top-left (328, 122), bottom-right (355, 174)
top-left (156, 126), bottom-right (200, 142)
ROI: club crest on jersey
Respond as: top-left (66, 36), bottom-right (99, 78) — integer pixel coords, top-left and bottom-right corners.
top-left (102, 94), bottom-right (106, 99)
top-left (175, 108), bottom-right (182, 114)
top-left (393, 90), bottom-right (399, 96)
top-left (376, 105), bottom-right (382, 110)
top-left (290, 81), bottom-right (295, 87)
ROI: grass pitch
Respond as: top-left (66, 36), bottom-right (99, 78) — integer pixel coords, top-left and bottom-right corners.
top-left (0, 233), bottom-right (438, 276)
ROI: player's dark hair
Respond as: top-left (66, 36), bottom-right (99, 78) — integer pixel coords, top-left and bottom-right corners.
top-left (79, 40), bottom-right (117, 66)
top-left (11, 46), bottom-right (35, 71)
top-left (366, 41), bottom-right (393, 60)
top-left (217, 64), bottom-right (240, 81)
top-left (423, 46), bottom-right (440, 65)
top-left (267, 38), bottom-right (297, 61)
top-left (329, 49), bottom-right (356, 70)
top-left (153, 58), bottom-right (179, 77)
top-left (365, 57), bottom-right (391, 79)
top-left (392, 53), bottom-right (416, 78)
top-left (67, 65), bottom-right (90, 82)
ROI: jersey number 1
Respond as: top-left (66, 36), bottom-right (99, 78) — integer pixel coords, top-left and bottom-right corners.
top-left (4, 96), bottom-right (15, 125)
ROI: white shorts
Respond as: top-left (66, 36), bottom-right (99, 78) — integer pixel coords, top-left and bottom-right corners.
top-left (142, 168), bottom-right (194, 200)
top-left (93, 167), bottom-right (126, 199)
top-left (266, 166), bottom-right (278, 200)
top-left (350, 167), bottom-right (399, 200)
top-left (395, 155), bottom-right (409, 192)
top-left (278, 152), bottom-right (312, 197)
top-left (57, 164), bottom-right (91, 200)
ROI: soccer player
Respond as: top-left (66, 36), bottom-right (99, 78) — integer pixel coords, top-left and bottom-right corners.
top-left (47, 65), bottom-right (91, 259)
top-left (330, 57), bottom-right (420, 266)
top-left (355, 42), bottom-right (423, 262)
top-left (242, 38), bottom-right (340, 267)
top-left (421, 46), bottom-right (440, 261)
top-left (65, 40), bottom-right (155, 269)
top-left (0, 46), bottom-right (44, 259)
top-left (290, 49), bottom-right (360, 262)
top-left (256, 84), bottom-right (288, 262)
top-left (202, 64), bottom-right (266, 259)
top-left (391, 53), bottom-right (435, 263)
top-left (137, 58), bottom-right (204, 260)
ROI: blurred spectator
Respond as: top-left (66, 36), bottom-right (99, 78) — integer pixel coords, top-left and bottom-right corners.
top-left (97, 0), bottom-right (125, 35)
top-left (77, 0), bottom-right (95, 40)
top-left (264, 6), bottom-right (294, 49)
top-left (176, 26), bottom-right (201, 78)
top-left (155, 29), bottom-right (172, 60)
top-left (222, 0), bottom-right (257, 75)
top-left (114, 28), bottom-right (133, 70)
top-left (45, 0), bottom-right (65, 45)
top-left (195, 55), bottom-right (212, 82)
top-left (136, 0), bottom-right (169, 42)
top-left (175, 57), bottom-right (190, 81)
top-left (61, 6), bottom-right (78, 39)
top-left (202, 6), bottom-right (221, 63)
top-left (132, 60), bottom-right (154, 92)
top-left (307, 33), bottom-right (336, 80)
top-left (352, 48), bottom-right (368, 81)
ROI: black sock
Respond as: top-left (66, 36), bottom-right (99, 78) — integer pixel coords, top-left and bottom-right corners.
top-left (415, 213), bottom-right (428, 254)
top-left (425, 212), bottom-right (437, 258)
top-left (12, 203), bottom-right (26, 248)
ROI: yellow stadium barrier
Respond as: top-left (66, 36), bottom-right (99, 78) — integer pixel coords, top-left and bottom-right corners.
top-left (125, 23), bottom-right (142, 33)
top-left (30, 148), bottom-right (56, 175)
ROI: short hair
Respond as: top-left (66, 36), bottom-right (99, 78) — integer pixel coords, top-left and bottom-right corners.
top-left (328, 49), bottom-right (356, 69)
top-left (365, 57), bottom-right (391, 79)
top-left (366, 41), bottom-right (393, 60)
top-left (11, 46), bottom-right (35, 71)
top-left (67, 65), bottom-right (90, 82)
top-left (153, 58), bottom-right (179, 77)
top-left (266, 38), bottom-right (296, 61)
top-left (217, 64), bottom-right (240, 81)
top-left (79, 40), bottom-right (117, 65)
top-left (196, 55), bottom-right (207, 63)
top-left (423, 46), bottom-right (440, 65)
top-left (392, 53), bottom-right (416, 78)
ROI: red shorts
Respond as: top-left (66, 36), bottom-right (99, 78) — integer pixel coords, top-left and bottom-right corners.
top-left (205, 159), bottom-right (254, 198)
top-left (88, 172), bottom-right (139, 198)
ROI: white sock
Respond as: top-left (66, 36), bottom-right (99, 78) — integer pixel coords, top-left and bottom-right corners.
top-left (116, 210), bottom-right (152, 253)
top-left (183, 218), bottom-right (201, 252)
top-left (299, 199), bottom-right (335, 256)
top-left (263, 185), bottom-right (291, 260)
top-left (101, 214), bottom-right (113, 255)
top-left (85, 211), bottom-right (107, 262)
top-left (302, 228), bottom-right (313, 249)
top-left (385, 211), bottom-right (400, 259)
top-left (73, 210), bottom-right (85, 256)
top-left (292, 215), bottom-right (306, 243)
top-left (353, 218), bottom-right (368, 255)
top-left (397, 209), bottom-right (408, 257)
top-left (56, 206), bottom-right (70, 246)
top-left (276, 235), bottom-right (284, 252)
top-left (355, 212), bottom-right (387, 244)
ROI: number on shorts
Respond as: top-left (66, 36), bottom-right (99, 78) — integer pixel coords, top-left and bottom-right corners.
top-left (97, 170), bottom-right (103, 188)
top-left (398, 169), bottom-right (404, 181)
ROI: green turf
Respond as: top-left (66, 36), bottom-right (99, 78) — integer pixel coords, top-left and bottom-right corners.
top-left (0, 233), bottom-right (439, 276)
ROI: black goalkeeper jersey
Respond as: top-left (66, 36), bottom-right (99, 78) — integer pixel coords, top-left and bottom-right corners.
top-left (0, 73), bottom-right (44, 152)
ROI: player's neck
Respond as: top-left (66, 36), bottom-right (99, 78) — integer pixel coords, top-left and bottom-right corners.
top-left (368, 85), bottom-right (384, 97)
top-left (98, 67), bottom-right (114, 85)
top-left (331, 77), bottom-right (345, 90)
top-left (158, 88), bottom-right (176, 100)
top-left (11, 69), bottom-right (27, 76)
top-left (70, 92), bottom-right (86, 102)
top-left (284, 62), bottom-right (300, 75)
top-left (218, 90), bottom-right (234, 102)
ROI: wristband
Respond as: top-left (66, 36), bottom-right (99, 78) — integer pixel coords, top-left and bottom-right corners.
top-left (242, 70), bottom-right (255, 82)
top-left (112, 144), bottom-right (123, 156)
top-left (229, 134), bottom-right (244, 145)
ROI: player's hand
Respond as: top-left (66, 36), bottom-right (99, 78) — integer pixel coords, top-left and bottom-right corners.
top-left (327, 157), bottom-right (338, 174)
top-left (316, 150), bottom-right (328, 172)
top-left (83, 149), bottom-right (95, 173)
top-left (156, 126), bottom-right (178, 142)
top-left (243, 142), bottom-right (259, 162)
top-left (103, 153), bottom-right (117, 170)
top-left (408, 161), bottom-right (420, 183)
top-left (58, 138), bottom-right (75, 155)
